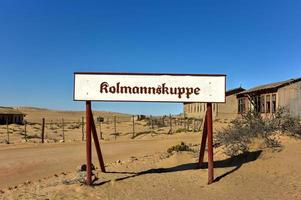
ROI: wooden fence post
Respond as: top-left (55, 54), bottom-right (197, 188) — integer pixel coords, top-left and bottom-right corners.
top-left (99, 122), bottom-right (102, 140)
top-left (169, 114), bottom-right (172, 134)
top-left (114, 116), bottom-right (117, 140)
top-left (82, 117), bottom-right (84, 141)
top-left (6, 117), bottom-right (9, 144)
top-left (187, 119), bottom-right (189, 132)
top-left (24, 122), bottom-right (27, 141)
top-left (41, 118), bottom-right (45, 143)
top-left (193, 119), bottom-right (196, 133)
top-left (150, 115), bottom-right (153, 136)
top-left (132, 115), bottom-right (135, 138)
top-left (62, 118), bottom-right (65, 142)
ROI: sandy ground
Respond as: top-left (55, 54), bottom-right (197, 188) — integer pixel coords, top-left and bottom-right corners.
top-left (0, 108), bottom-right (300, 199)
top-left (0, 133), bottom-right (200, 188)
top-left (1, 107), bottom-right (219, 145)
top-left (0, 135), bottom-right (300, 200)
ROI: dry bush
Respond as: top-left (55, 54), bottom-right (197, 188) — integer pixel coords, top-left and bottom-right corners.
top-left (146, 118), bottom-right (167, 128)
top-left (175, 128), bottom-right (187, 133)
top-left (167, 142), bottom-right (195, 153)
top-left (216, 108), bottom-right (301, 157)
top-left (68, 123), bottom-right (80, 129)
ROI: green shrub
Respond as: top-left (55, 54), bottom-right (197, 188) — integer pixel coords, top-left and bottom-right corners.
top-left (167, 142), bottom-right (194, 153)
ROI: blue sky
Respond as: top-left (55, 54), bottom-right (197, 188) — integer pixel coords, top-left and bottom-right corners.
top-left (0, 0), bottom-right (300, 115)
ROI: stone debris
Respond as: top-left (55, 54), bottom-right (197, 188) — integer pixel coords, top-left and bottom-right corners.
top-left (63, 164), bottom-right (97, 185)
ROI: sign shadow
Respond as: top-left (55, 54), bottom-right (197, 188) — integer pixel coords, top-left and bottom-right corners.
top-left (93, 150), bottom-right (262, 186)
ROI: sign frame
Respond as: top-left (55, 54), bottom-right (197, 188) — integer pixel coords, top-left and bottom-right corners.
top-left (73, 72), bottom-right (226, 103)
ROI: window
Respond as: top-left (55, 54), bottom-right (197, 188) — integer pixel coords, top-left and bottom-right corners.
top-left (272, 94), bottom-right (276, 113)
top-left (260, 95), bottom-right (265, 113)
top-left (254, 96), bottom-right (261, 113)
top-left (238, 98), bottom-right (245, 113)
top-left (266, 95), bottom-right (271, 113)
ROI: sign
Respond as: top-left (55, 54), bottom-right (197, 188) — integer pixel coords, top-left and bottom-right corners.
top-left (74, 72), bottom-right (226, 103)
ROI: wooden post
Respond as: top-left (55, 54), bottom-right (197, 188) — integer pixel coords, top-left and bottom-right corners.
top-left (6, 117), bottom-right (9, 144)
top-left (41, 118), bottom-right (45, 143)
top-left (114, 116), bottom-right (117, 140)
top-left (187, 119), bottom-right (189, 132)
top-left (86, 101), bottom-right (92, 185)
top-left (198, 112), bottom-right (208, 167)
top-left (150, 115), bottom-right (153, 129)
top-left (62, 118), bottom-right (65, 142)
top-left (99, 122), bottom-right (102, 140)
top-left (90, 112), bottom-right (106, 173)
top-left (193, 119), bottom-right (196, 133)
top-left (150, 115), bottom-right (153, 136)
top-left (207, 103), bottom-right (214, 184)
top-left (24, 122), bottom-right (27, 142)
top-left (132, 115), bottom-right (135, 138)
top-left (169, 114), bottom-right (172, 134)
top-left (81, 117), bottom-right (84, 141)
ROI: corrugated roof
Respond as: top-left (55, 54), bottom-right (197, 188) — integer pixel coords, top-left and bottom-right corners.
top-left (0, 107), bottom-right (25, 115)
top-left (239, 77), bottom-right (301, 95)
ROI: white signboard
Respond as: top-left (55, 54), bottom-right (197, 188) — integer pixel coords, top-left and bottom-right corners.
top-left (74, 73), bottom-right (226, 103)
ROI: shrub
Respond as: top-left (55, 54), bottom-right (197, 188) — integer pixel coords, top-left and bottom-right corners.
top-left (215, 108), bottom-right (301, 157)
top-left (167, 142), bottom-right (195, 153)
top-left (146, 118), bottom-right (167, 128)
top-left (175, 128), bottom-right (186, 133)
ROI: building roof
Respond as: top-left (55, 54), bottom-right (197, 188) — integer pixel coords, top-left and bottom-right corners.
top-left (183, 87), bottom-right (245, 105)
top-left (238, 77), bottom-right (301, 96)
top-left (226, 87), bottom-right (245, 96)
top-left (0, 107), bottom-right (25, 115)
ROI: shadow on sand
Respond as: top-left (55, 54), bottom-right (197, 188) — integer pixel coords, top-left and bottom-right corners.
top-left (93, 150), bottom-right (262, 186)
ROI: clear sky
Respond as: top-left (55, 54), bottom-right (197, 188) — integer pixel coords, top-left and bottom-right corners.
top-left (0, 0), bottom-right (300, 115)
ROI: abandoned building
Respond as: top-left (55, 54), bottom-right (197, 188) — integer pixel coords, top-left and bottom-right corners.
top-left (0, 107), bottom-right (26, 125)
top-left (183, 87), bottom-right (245, 119)
top-left (183, 77), bottom-right (301, 120)
top-left (237, 77), bottom-right (301, 118)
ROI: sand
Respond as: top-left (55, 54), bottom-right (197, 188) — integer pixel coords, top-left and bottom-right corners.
top-left (0, 108), bottom-right (300, 199)
top-left (0, 135), bottom-right (300, 200)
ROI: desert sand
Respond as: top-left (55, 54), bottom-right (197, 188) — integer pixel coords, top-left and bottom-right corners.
top-left (0, 108), bottom-right (300, 200)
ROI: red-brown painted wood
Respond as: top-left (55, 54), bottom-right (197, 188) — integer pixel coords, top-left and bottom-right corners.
top-left (198, 111), bottom-right (208, 168)
top-left (207, 103), bottom-right (214, 184)
top-left (86, 101), bottom-right (92, 185)
top-left (90, 110), bottom-right (106, 173)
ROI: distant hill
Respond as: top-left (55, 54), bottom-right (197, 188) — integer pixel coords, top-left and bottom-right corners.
top-left (15, 107), bottom-right (132, 123)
